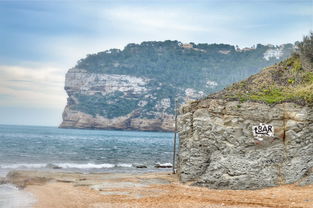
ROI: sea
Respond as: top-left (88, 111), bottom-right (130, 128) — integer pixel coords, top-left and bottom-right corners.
top-left (0, 124), bottom-right (175, 208)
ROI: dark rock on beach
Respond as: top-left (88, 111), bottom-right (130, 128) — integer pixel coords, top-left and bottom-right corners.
top-left (136, 165), bottom-right (147, 168)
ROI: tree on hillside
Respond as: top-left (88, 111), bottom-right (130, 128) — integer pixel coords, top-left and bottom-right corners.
top-left (297, 32), bottom-right (313, 70)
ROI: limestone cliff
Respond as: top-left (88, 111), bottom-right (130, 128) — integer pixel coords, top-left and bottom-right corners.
top-left (60, 68), bottom-right (174, 131)
top-left (60, 41), bottom-right (293, 131)
top-left (177, 44), bottom-right (313, 189)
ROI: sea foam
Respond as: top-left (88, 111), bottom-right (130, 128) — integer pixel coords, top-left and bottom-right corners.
top-left (0, 184), bottom-right (35, 208)
top-left (0, 163), bottom-right (133, 170)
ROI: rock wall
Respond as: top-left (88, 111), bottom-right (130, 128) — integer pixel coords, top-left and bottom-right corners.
top-left (177, 99), bottom-right (313, 189)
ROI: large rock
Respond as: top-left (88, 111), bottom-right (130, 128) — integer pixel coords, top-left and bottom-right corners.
top-left (177, 99), bottom-right (313, 190)
top-left (5, 171), bottom-right (52, 188)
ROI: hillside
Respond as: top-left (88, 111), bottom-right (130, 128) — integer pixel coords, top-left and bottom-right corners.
top-left (177, 33), bottom-right (313, 190)
top-left (209, 54), bottom-right (313, 105)
top-left (60, 41), bottom-right (293, 131)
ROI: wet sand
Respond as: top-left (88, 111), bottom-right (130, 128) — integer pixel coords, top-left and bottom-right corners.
top-left (5, 170), bottom-right (313, 208)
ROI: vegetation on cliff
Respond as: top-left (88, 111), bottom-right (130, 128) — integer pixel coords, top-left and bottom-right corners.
top-left (76, 41), bottom-right (293, 92)
top-left (70, 41), bottom-right (293, 120)
top-left (210, 33), bottom-right (313, 105)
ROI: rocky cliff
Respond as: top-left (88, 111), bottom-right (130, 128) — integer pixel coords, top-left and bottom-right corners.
top-left (177, 42), bottom-right (313, 189)
top-left (60, 68), bottom-right (174, 131)
top-left (60, 41), bottom-right (293, 131)
top-left (178, 99), bottom-right (313, 189)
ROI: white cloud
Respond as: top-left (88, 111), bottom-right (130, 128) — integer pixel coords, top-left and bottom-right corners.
top-left (42, 37), bottom-right (126, 66)
top-left (0, 64), bottom-right (66, 109)
top-left (100, 6), bottom-right (235, 43)
top-left (105, 8), bottom-right (210, 32)
top-left (16, 3), bottom-right (311, 69)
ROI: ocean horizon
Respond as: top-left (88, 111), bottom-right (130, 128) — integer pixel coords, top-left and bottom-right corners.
top-left (0, 124), bottom-right (174, 175)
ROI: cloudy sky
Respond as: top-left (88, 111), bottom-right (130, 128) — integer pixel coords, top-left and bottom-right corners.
top-left (0, 0), bottom-right (312, 126)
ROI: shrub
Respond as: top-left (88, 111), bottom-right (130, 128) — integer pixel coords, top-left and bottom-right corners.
top-left (288, 78), bottom-right (295, 84)
top-left (303, 72), bottom-right (313, 84)
top-left (291, 57), bottom-right (302, 73)
top-left (249, 87), bottom-right (288, 104)
top-left (297, 32), bottom-right (313, 64)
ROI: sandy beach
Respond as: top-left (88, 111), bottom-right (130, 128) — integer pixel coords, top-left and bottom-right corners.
top-left (2, 170), bottom-right (313, 208)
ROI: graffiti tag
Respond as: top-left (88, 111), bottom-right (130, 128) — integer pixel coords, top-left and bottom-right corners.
top-left (252, 123), bottom-right (274, 138)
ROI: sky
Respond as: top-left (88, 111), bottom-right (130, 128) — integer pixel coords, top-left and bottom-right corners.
top-left (0, 0), bottom-right (312, 126)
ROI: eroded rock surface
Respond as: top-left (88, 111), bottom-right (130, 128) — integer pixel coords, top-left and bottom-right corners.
top-left (178, 99), bottom-right (313, 189)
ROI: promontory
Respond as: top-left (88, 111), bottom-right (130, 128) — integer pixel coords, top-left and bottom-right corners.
top-left (60, 41), bottom-right (293, 131)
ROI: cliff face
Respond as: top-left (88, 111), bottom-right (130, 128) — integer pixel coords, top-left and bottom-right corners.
top-left (60, 41), bottom-right (293, 131)
top-left (178, 99), bottom-right (313, 189)
top-left (60, 68), bottom-right (174, 131)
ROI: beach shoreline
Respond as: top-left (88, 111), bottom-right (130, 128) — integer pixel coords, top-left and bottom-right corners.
top-left (2, 170), bottom-right (313, 208)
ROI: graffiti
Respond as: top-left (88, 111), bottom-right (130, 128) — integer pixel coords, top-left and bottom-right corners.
top-left (252, 123), bottom-right (274, 138)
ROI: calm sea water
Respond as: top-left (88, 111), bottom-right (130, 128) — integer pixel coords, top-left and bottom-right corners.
top-left (0, 124), bottom-right (175, 208)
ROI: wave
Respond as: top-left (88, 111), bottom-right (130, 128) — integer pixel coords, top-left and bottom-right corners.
top-left (0, 164), bottom-right (47, 169)
top-left (116, 163), bottom-right (133, 168)
top-left (155, 162), bottom-right (172, 166)
top-left (0, 163), bottom-right (133, 169)
top-left (56, 163), bottom-right (115, 169)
